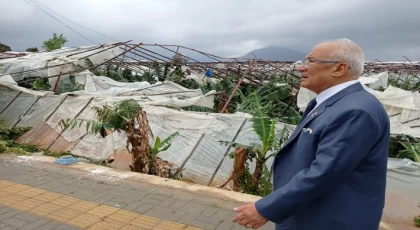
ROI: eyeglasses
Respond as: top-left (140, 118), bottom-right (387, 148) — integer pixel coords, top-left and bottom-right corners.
top-left (300, 59), bottom-right (349, 68)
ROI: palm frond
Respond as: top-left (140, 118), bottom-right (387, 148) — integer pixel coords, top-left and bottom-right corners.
top-left (115, 99), bottom-right (142, 120)
top-left (59, 118), bottom-right (114, 136)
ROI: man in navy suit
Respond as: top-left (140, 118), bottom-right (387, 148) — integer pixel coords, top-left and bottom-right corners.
top-left (232, 39), bottom-right (390, 230)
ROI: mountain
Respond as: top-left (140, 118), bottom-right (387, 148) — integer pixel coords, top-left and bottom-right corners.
top-left (240, 46), bottom-right (306, 61)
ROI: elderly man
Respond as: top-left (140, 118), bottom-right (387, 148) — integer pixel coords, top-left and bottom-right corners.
top-left (232, 39), bottom-right (390, 230)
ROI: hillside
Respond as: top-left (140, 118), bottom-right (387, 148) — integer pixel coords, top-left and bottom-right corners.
top-left (240, 46), bottom-right (306, 61)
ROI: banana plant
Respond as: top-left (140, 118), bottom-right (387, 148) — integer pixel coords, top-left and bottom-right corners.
top-left (149, 131), bottom-right (179, 174)
top-left (399, 141), bottom-right (420, 162)
top-left (60, 99), bottom-right (155, 173)
top-left (236, 82), bottom-right (300, 122)
top-left (219, 92), bottom-right (289, 195)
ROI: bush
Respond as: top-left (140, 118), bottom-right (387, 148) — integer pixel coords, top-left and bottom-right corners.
top-left (0, 125), bottom-right (32, 141)
top-left (0, 142), bottom-right (6, 153)
top-left (414, 215), bottom-right (420, 227)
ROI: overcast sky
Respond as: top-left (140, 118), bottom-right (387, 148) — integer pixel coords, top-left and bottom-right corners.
top-left (1, 0), bottom-right (420, 61)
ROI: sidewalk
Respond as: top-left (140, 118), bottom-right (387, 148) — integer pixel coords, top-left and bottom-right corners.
top-left (0, 154), bottom-right (275, 230)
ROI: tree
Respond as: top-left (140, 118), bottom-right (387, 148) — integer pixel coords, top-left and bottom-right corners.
top-left (0, 43), bottom-right (11, 52)
top-left (26, 47), bottom-right (39, 52)
top-left (42, 33), bottom-right (68, 51)
top-left (59, 99), bottom-right (181, 178)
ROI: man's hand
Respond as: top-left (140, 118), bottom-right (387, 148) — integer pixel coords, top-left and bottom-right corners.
top-left (232, 203), bottom-right (268, 229)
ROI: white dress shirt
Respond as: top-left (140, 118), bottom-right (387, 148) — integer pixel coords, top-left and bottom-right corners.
top-left (311, 80), bottom-right (359, 112)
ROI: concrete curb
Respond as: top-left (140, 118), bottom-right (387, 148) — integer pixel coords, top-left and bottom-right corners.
top-left (25, 155), bottom-right (262, 204)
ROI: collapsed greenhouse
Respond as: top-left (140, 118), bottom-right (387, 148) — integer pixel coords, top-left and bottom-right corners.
top-left (1, 41), bottom-right (420, 227)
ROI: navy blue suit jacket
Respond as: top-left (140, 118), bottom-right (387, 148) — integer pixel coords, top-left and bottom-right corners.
top-left (256, 83), bottom-right (390, 230)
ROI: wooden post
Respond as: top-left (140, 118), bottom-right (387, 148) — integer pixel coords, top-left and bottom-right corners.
top-left (52, 72), bottom-right (62, 92)
top-left (220, 60), bottom-right (255, 113)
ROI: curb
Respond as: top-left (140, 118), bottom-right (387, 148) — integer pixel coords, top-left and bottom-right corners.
top-left (15, 154), bottom-right (262, 204)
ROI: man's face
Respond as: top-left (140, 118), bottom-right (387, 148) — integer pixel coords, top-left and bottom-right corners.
top-left (297, 43), bottom-right (338, 94)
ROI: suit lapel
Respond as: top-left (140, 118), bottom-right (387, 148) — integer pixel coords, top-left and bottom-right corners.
top-left (282, 104), bottom-right (326, 148)
top-left (280, 82), bottom-right (364, 149)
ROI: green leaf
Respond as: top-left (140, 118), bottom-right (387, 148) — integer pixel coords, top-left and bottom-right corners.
top-left (160, 132), bottom-right (179, 148)
top-left (154, 136), bottom-right (161, 150)
top-left (86, 120), bottom-right (92, 132)
top-left (158, 143), bottom-right (172, 153)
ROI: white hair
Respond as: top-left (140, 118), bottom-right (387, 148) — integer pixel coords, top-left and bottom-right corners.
top-left (321, 38), bottom-right (365, 76)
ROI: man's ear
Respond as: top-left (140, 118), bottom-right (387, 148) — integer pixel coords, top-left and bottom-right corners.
top-left (332, 63), bottom-right (349, 78)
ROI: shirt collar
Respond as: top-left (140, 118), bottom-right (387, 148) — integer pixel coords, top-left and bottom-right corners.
top-left (315, 80), bottom-right (359, 106)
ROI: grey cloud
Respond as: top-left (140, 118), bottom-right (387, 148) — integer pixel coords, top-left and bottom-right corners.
top-left (1, 0), bottom-right (420, 60)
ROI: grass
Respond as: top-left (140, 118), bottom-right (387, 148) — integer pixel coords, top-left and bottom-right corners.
top-left (0, 140), bottom-right (72, 157)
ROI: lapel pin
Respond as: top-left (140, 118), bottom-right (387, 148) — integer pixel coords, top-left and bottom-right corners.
top-left (311, 112), bottom-right (318, 117)
top-left (303, 128), bottom-right (313, 134)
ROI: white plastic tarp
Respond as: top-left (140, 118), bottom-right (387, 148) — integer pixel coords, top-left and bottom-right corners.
top-left (384, 158), bottom-right (420, 225)
top-left (0, 74), bottom-right (17, 85)
top-left (74, 70), bottom-right (151, 95)
top-left (16, 95), bottom-right (62, 127)
top-left (71, 71), bottom-right (215, 108)
top-left (0, 93), bottom-right (38, 128)
top-left (0, 86), bottom-right (20, 113)
top-left (0, 44), bottom-right (122, 82)
top-left (387, 158), bottom-right (420, 200)
top-left (46, 96), bottom-right (92, 133)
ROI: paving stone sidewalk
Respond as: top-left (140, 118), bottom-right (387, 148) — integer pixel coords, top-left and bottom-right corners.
top-left (0, 206), bottom-right (79, 230)
top-left (0, 154), bottom-right (274, 230)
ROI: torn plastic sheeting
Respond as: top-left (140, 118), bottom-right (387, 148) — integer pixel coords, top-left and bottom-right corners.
top-left (56, 95), bottom-right (214, 143)
top-left (75, 70), bottom-right (151, 93)
top-left (0, 93), bottom-right (38, 128)
top-left (15, 95), bottom-right (61, 128)
top-left (364, 85), bottom-right (418, 110)
top-left (74, 45), bottom-right (121, 66)
top-left (58, 97), bottom-right (103, 143)
top-left (149, 123), bottom-right (200, 174)
top-left (0, 56), bottom-right (49, 81)
top-left (389, 116), bottom-right (420, 138)
top-left (386, 157), bottom-right (420, 201)
top-left (0, 83), bottom-right (53, 97)
top-left (0, 86), bottom-right (20, 113)
top-left (73, 70), bottom-right (205, 98)
top-left (135, 93), bottom-right (215, 109)
top-left (46, 96), bottom-right (93, 133)
top-left (119, 81), bottom-right (204, 97)
top-left (71, 131), bottom-right (127, 162)
top-left (398, 91), bottom-right (420, 123)
top-left (384, 158), bottom-right (420, 226)
top-left (0, 74), bottom-right (17, 85)
top-left (143, 105), bottom-right (250, 139)
top-left (182, 132), bottom-right (234, 185)
top-left (0, 44), bottom-right (122, 82)
top-left (360, 71), bottom-right (389, 90)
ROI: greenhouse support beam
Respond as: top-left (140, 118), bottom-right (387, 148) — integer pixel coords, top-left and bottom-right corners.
top-left (207, 118), bottom-right (248, 186)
